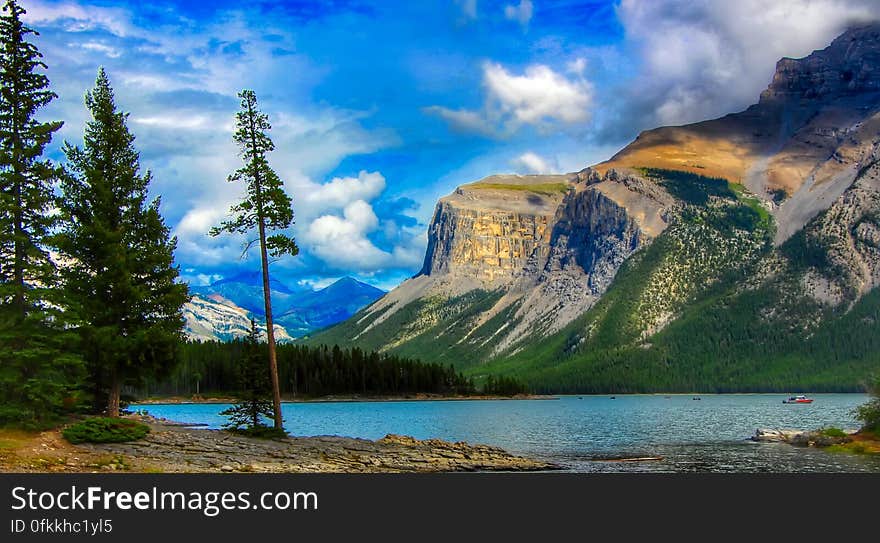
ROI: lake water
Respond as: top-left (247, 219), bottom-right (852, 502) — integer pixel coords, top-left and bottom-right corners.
top-left (133, 393), bottom-right (880, 472)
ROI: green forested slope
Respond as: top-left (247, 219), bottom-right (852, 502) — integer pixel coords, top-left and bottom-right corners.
top-left (475, 170), bottom-right (879, 392)
top-left (311, 169), bottom-right (880, 392)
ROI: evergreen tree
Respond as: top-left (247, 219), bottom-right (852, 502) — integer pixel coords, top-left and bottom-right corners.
top-left (211, 90), bottom-right (298, 430)
top-left (220, 319), bottom-right (279, 435)
top-left (56, 68), bottom-right (189, 417)
top-left (0, 0), bottom-right (80, 426)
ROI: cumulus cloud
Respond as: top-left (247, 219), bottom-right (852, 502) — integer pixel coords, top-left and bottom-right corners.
top-left (484, 62), bottom-right (591, 125)
top-left (427, 61), bottom-right (593, 136)
top-left (612, 0), bottom-right (880, 130)
top-left (295, 173), bottom-right (425, 273)
top-left (299, 170), bottom-right (386, 214)
top-left (304, 200), bottom-right (390, 270)
top-left (504, 0), bottom-right (534, 27)
top-left (511, 151), bottom-right (557, 174)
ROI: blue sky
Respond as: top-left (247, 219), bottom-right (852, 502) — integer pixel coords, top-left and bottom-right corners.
top-left (21, 0), bottom-right (879, 290)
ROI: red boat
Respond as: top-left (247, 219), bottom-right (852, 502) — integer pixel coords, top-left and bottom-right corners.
top-left (783, 395), bottom-right (813, 404)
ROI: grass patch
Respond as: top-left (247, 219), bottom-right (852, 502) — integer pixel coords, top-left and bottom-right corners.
top-left (826, 442), bottom-right (878, 455)
top-left (62, 418), bottom-right (150, 444)
top-left (90, 454), bottom-right (131, 470)
top-left (466, 182), bottom-right (570, 195)
top-left (0, 431), bottom-right (33, 450)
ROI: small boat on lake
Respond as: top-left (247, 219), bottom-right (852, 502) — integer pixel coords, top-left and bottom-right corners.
top-left (783, 395), bottom-right (813, 404)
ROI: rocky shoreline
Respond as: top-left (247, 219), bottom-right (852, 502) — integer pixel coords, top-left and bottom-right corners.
top-left (87, 417), bottom-right (560, 472)
top-left (750, 428), bottom-right (857, 447)
top-left (2, 416), bottom-right (561, 473)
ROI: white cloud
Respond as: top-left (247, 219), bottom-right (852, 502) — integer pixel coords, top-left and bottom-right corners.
top-left (22, 0), bottom-right (133, 37)
top-left (297, 277), bottom-right (339, 290)
top-left (295, 172), bottom-right (426, 273)
top-left (422, 106), bottom-right (495, 136)
top-left (427, 61), bottom-right (593, 136)
top-left (566, 57), bottom-right (587, 77)
top-left (132, 114), bottom-right (215, 130)
top-left (300, 170), bottom-right (386, 214)
top-left (116, 72), bottom-right (190, 93)
top-left (615, 0), bottom-right (880, 127)
top-left (511, 152), bottom-right (557, 174)
top-left (304, 200), bottom-right (392, 270)
top-left (484, 62), bottom-right (592, 125)
top-left (504, 0), bottom-right (533, 27)
top-left (73, 41), bottom-right (122, 58)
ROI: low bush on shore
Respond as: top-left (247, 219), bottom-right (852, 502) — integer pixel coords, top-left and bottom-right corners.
top-left (819, 427), bottom-right (848, 438)
top-left (62, 417), bottom-right (150, 444)
top-left (855, 376), bottom-right (880, 433)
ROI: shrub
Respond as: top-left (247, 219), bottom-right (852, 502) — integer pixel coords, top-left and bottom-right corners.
top-left (855, 376), bottom-right (880, 433)
top-left (62, 417), bottom-right (150, 444)
top-left (820, 427), bottom-right (848, 438)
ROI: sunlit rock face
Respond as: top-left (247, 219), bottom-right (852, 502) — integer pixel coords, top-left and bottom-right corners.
top-left (420, 175), bottom-right (569, 283)
top-left (597, 24), bottom-right (880, 245)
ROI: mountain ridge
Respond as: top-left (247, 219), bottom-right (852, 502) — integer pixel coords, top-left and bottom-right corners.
top-left (309, 24), bottom-right (880, 391)
top-left (183, 275), bottom-right (385, 342)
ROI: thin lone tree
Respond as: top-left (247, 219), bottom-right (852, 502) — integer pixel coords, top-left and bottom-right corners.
top-left (211, 90), bottom-right (298, 430)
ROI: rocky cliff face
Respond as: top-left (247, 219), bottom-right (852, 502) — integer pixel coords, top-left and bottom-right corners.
top-left (182, 295), bottom-right (293, 343)
top-left (329, 170), bottom-right (670, 358)
top-left (419, 175), bottom-right (568, 282)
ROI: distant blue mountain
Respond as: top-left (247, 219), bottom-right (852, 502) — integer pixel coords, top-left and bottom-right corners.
top-left (278, 277), bottom-right (387, 335)
top-left (188, 275), bottom-right (385, 338)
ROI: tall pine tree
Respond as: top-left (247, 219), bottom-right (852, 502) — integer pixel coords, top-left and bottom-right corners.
top-left (0, 0), bottom-right (81, 426)
top-left (211, 90), bottom-right (298, 430)
top-left (56, 68), bottom-right (189, 417)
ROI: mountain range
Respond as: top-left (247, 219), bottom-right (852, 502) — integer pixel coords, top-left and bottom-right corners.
top-left (310, 24), bottom-right (880, 392)
top-left (183, 274), bottom-right (385, 342)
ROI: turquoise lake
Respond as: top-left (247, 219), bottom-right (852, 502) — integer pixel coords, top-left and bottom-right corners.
top-left (133, 393), bottom-right (880, 472)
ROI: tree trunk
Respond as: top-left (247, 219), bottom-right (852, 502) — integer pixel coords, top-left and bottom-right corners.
top-left (257, 217), bottom-right (283, 430)
top-left (107, 366), bottom-right (121, 418)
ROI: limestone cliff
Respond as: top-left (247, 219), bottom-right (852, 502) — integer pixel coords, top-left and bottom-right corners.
top-left (333, 170), bottom-right (670, 358)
